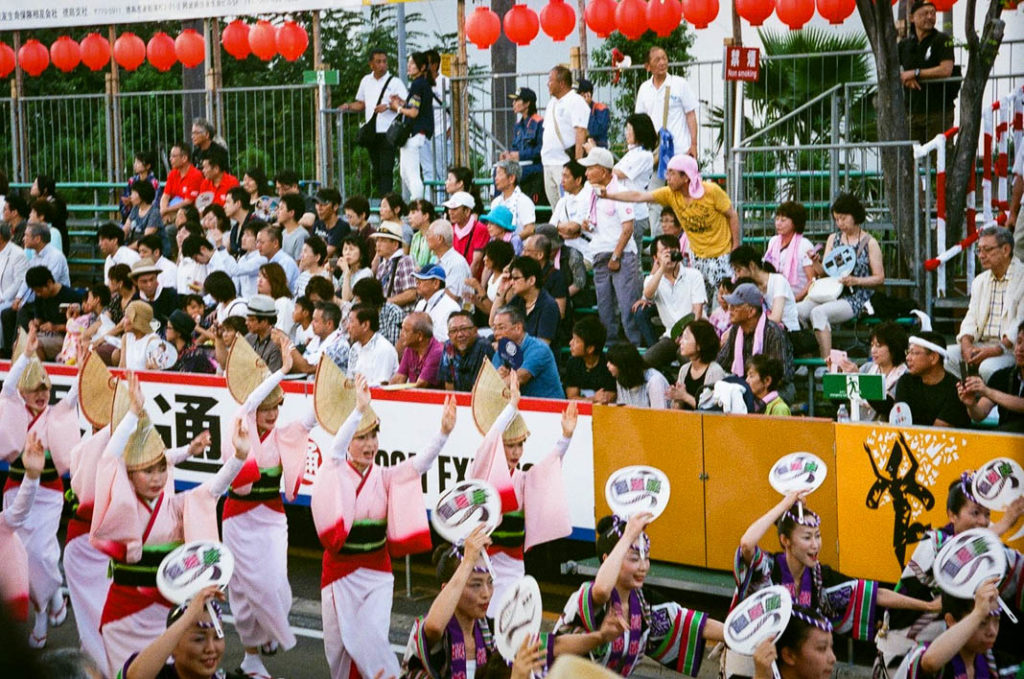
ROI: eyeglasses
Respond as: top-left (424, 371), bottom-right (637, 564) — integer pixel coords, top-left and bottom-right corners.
top-left (449, 325), bottom-right (475, 334)
top-left (508, 274), bottom-right (525, 281)
top-left (977, 245), bottom-right (1003, 254)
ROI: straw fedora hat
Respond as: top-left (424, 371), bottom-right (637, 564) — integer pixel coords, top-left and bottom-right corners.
top-left (224, 335), bottom-right (283, 409)
top-left (11, 330), bottom-right (50, 392)
top-left (123, 415), bottom-right (167, 472)
top-left (314, 356), bottom-right (378, 436)
top-left (471, 361), bottom-right (529, 445)
top-left (79, 349), bottom-right (119, 429)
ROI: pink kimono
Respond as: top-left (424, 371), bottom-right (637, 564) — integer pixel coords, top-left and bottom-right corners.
top-left (219, 370), bottom-right (312, 652)
top-left (0, 356), bottom-right (80, 614)
top-left (90, 410), bottom-right (243, 677)
top-left (469, 403), bottom-right (572, 617)
top-left (0, 475), bottom-right (38, 622)
top-left (312, 408), bottom-right (447, 679)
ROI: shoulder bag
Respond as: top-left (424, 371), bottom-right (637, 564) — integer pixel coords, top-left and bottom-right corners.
top-left (356, 75), bottom-right (394, 148)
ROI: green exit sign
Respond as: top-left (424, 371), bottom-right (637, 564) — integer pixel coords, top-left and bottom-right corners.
top-left (304, 70), bottom-right (339, 85)
top-left (822, 373), bottom-right (884, 401)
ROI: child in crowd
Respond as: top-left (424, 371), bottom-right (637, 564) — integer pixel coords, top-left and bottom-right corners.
top-left (58, 284), bottom-right (111, 365)
top-left (563, 316), bottom-right (617, 402)
top-left (747, 355), bottom-right (791, 416)
top-left (709, 277), bottom-right (734, 337)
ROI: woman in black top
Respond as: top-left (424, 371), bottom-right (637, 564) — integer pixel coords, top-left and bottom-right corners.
top-left (669, 319), bottom-right (727, 410)
top-left (390, 51), bottom-right (435, 201)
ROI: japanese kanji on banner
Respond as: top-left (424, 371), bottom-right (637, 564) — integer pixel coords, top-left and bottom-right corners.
top-left (724, 45), bottom-right (760, 82)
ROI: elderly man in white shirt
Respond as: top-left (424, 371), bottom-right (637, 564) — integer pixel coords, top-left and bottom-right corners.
top-left (946, 226), bottom-right (1024, 381)
top-left (540, 65), bottom-right (590, 208)
top-left (490, 159), bottom-right (537, 238)
top-left (634, 46), bottom-right (699, 232)
top-left (412, 264), bottom-right (461, 342)
top-left (12, 223), bottom-right (70, 310)
top-left (346, 303), bottom-right (399, 385)
top-left (425, 219), bottom-right (471, 299)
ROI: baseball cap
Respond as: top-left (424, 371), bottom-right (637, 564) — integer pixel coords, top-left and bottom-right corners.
top-left (910, 0), bottom-right (935, 13)
top-left (724, 283), bottom-right (764, 309)
top-left (442, 191), bottom-right (475, 210)
top-left (508, 87), bottom-right (537, 104)
top-left (578, 147), bottom-right (615, 170)
top-left (412, 264), bottom-right (446, 282)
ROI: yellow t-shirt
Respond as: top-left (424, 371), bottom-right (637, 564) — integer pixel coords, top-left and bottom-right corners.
top-left (653, 182), bottom-right (733, 258)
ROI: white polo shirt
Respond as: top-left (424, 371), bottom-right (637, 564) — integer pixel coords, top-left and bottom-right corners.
top-left (634, 74), bottom-right (699, 153)
top-left (644, 266), bottom-right (707, 338)
top-left (104, 246), bottom-right (140, 285)
top-left (552, 189), bottom-right (592, 262)
top-left (355, 71), bottom-right (409, 133)
top-left (414, 288), bottom-right (462, 342)
top-left (540, 89), bottom-right (591, 166)
top-left (577, 179), bottom-right (637, 256)
top-left (490, 187), bottom-right (537, 236)
top-left (348, 331), bottom-right (398, 385)
top-left (438, 248), bottom-right (471, 298)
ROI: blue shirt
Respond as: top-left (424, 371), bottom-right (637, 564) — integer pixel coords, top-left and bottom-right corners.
top-left (588, 102), bottom-right (611, 148)
top-left (270, 250), bottom-right (300, 292)
top-left (511, 114), bottom-right (544, 176)
top-left (491, 334), bottom-right (564, 399)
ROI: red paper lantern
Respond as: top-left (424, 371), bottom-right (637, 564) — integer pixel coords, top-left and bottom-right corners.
top-left (249, 20), bottom-right (278, 61)
top-left (80, 33), bottom-right (110, 71)
top-left (18, 39), bottom-right (49, 77)
top-left (776, 0), bottom-right (814, 28)
top-left (585, 0), bottom-right (619, 37)
top-left (466, 6), bottom-right (502, 49)
top-left (221, 20), bottom-right (251, 60)
top-left (147, 32), bottom-right (177, 72)
top-left (0, 43), bottom-right (15, 78)
top-left (503, 4), bottom-right (540, 46)
top-left (49, 36), bottom-right (81, 73)
top-left (736, 0), bottom-right (775, 25)
top-left (682, 0), bottom-right (719, 28)
top-left (113, 33), bottom-right (146, 71)
top-left (276, 21), bottom-right (309, 61)
top-left (175, 29), bottom-right (205, 68)
top-left (647, 0), bottom-right (683, 36)
top-left (617, 0), bottom-right (650, 40)
top-left (541, 0), bottom-right (577, 41)
top-left (930, 0), bottom-right (954, 10)
top-left (816, 0), bottom-right (855, 23)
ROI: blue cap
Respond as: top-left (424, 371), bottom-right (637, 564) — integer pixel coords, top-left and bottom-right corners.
top-left (412, 263), bottom-right (446, 281)
top-left (479, 205), bottom-right (515, 232)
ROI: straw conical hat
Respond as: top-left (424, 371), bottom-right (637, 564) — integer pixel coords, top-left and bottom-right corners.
top-left (471, 361), bottom-right (529, 444)
top-left (224, 335), bottom-right (282, 408)
top-left (313, 357), bottom-right (378, 436)
top-left (547, 656), bottom-right (619, 679)
top-left (123, 415), bottom-right (166, 472)
top-left (109, 378), bottom-right (131, 432)
top-left (80, 350), bottom-right (118, 428)
top-left (12, 330), bottom-right (50, 392)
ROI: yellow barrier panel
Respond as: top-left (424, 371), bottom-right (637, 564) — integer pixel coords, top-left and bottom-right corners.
top-left (701, 413), bottom-right (838, 572)
top-left (835, 422), bottom-right (1024, 582)
top-left (592, 406), bottom-right (706, 565)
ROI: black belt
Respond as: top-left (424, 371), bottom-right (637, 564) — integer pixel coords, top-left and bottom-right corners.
top-left (8, 452), bottom-right (59, 483)
top-left (110, 544), bottom-right (179, 588)
top-left (338, 521), bottom-right (387, 555)
top-left (490, 511), bottom-right (525, 548)
top-left (227, 465), bottom-right (283, 501)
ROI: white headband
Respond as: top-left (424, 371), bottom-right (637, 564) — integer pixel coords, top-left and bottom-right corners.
top-left (909, 336), bottom-right (947, 358)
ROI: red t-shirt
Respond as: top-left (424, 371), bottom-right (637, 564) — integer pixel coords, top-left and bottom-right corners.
top-left (197, 172), bottom-right (240, 206)
top-left (163, 165), bottom-right (203, 204)
top-left (452, 216), bottom-right (490, 266)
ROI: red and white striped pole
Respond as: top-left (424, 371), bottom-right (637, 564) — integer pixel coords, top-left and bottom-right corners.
top-left (916, 126), bottom-right (958, 296)
top-left (982, 104), bottom-right (994, 225)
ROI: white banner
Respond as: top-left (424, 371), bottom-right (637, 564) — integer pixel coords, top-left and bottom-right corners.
top-left (0, 365), bottom-right (597, 538)
top-left (0, 1), bottom-right (361, 32)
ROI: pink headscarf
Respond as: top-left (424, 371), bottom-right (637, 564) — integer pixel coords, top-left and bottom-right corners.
top-left (666, 154), bottom-right (705, 198)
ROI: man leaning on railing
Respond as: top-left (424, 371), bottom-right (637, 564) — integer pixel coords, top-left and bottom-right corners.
top-left (898, 0), bottom-right (958, 145)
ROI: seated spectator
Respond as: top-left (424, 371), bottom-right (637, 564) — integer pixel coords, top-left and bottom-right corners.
top-left (212, 315), bottom-right (248, 373)
top-left (658, 209), bottom-right (690, 254)
top-left (490, 304), bottom-right (564, 399)
top-left (797, 193), bottom-right (885, 358)
top-left (30, 174), bottom-right (69, 256)
top-left (380, 192), bottom-right (414, 247)
top-left (352, 277), bottom-right (404, 348)
top-left (192, 235), bottom-right (236, 281)
top-left (274, 169), bottom-right (317, 227)
top-left (536, 223), bottom-right (587, 310)
top-left (764, 201), bottom-right (816, 302)
top-left (290, 295), bottom-right (315, 350)
top-left (163, 309), bottom-right (215, 374)
top-left (130, 258), bottom-right (179, 331)
top-left (895, 332), bottom-right (970, 428)
top-left (445, 166), bottom-right (485, 215)
top-left (201, 203), bottom-right (231, 251)
top-left (191, 116), bottom-right (229, 170)
top-left (3, 222), bottom-right (70, 351)
top-left (233, 221), bottom-right (266, 298)
top-left (24, 266), bottom-right (81, 360)
top-left (408, 199), bottom-right (437, 267)
top-left (295, 236), bottom-right (331, 298)
top-left (606, 343), bottom-right (670, 409)
top-left (708, 277), bottom-right (734, 337)
top-left (669, 318), bottom-right (726, 410)
top-left (412, 264), bottom-right (461, 342)
top-left (160, 141), bottom-right (203, 220)
top-left (28, 198), bottom-right (63, 254)
top-left (0, 224), bottom-right (26, 339)
top-left (832, 320), bottom-right (909, 421)
top-left (174, 218), bottom-right (202, 264)
top-left (243, 294), bottom-right (283, 372)
top-left (480, 204), bottom-right (523, 257)
top-left (4, 194), bottom-right (30, 245)
top-left (346, 303), bottom-right (398, 385)
top-left (117, 300), bottom-right (159, 370)
top-left (337, 234), bottom-right (374, 303)
top-left (277, 193), bottom-right (310, 262)
top-left (717, 282), bottom-right (795, 403)
top-left (391, 312), bottom-right (443, 388)
top-left (563, 316), bottom-right (617, 402)
top-left (636, 234), bottom-right (707, 368)
top-left (946, 226), bottom-right (1022, 381)
top-left (87, 263), bottom-right (133, 363)
top-left (122, 179), bottom-right (165, 252)
top-left (490, 159), bottom-right (536, 238)
top-left (177, 235), bottom-right (210, 296)
top-left (343, 195), bottom-right (373, 242)
top-left (957, 320), bottom-right (1024, 433)
top-left (730, 245), bottom-right (799, 333)
top-left (203, 270), bottom-right (247, 324)
top-left (426, 219), bottom-right (472, 299)
top-left (57, 283), bottom-right (110, 365)
top-left (491, 255), bottom-right (561, 346)
top-left (198, 147), bottom-right (239, 207)
top-left (439, 310), bottom-right (494, 391)
top-left (120, 149), bottom-right (160, 220)
top-left (224, 187), bottom-right (255, 255)
top-left (747, 355), bottom-right (791, 416)
top-left (463, 239), bottom-right (514, 321)
top-left (553, 160), bottom-right (591, 265)
top-left (442, 189), bottom-right (489, 274)
top-left (137, 234), bottom-right (177, 290)
top-left (256, 225), bottom-right (299, 292)
top-left (257, 262), bottom-right (295, 338)
top-left (98, 221), bottom-right (140, 285)
top-left (312, 188), bottom-right (350, 259)
top-left (371, 222), bottom-right (418, 311)
top-left (286, 301), bottom-right (349, 375)
top-left (522, 233), bottom-right (568, 318)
